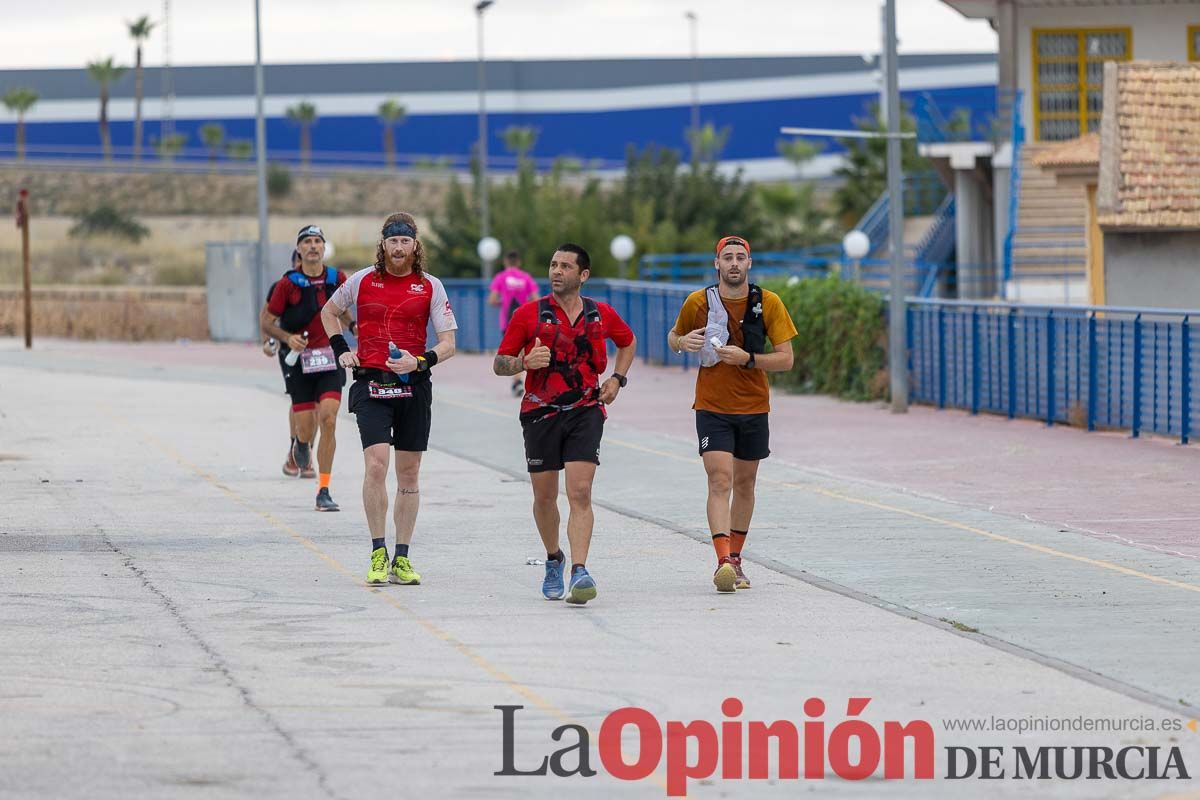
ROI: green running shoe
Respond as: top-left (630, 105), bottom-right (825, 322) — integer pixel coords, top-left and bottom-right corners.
top-left (367, 547), bottom-right (389, 586)
top-left (389, 555), bottom-right (421, 585)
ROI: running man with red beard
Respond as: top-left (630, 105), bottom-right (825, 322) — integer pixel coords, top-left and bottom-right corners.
top-left (321, 212), bottom-right (457, 587)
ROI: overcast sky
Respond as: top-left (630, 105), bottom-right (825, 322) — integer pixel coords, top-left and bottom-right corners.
top-left (5, 0), bottom-right (995, 69)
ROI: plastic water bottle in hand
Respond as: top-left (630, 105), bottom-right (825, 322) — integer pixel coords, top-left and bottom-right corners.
top-left (284, 332), bottom-right (308, 366)
top-left (389, 341), bottom-right (410, 383)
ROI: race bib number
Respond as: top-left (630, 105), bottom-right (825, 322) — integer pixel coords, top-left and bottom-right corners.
top-left (368, 381), bottom-right (413, 400)
top-left (300, 346), bottom-right (337, 374)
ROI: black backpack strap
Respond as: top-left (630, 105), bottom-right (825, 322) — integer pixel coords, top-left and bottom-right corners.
top-left (741, 283), bottom-right (767, 354)
top-left (582, 296), bottom-right (601, 323)
top-left (537, 297), bottom-right (557, 324)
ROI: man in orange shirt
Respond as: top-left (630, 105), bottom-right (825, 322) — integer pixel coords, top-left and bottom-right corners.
top-left (668, 236), bottom-right (797, 593)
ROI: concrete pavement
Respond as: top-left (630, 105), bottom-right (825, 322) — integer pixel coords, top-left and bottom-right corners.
top-left (1, 339), bottom-right (1198, 798)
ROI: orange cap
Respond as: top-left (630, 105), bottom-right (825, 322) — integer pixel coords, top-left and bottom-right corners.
top-left (715, 236), bottom-right (751, 255)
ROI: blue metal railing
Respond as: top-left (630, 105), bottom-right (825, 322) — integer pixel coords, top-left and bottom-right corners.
top-left (909, 298), bottom-right (1199, 444)
top-left (914, 89), bottom-right (1022, 146)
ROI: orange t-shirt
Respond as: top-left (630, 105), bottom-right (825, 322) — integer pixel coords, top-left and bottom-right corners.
top-left (672, 287), bottom-right (797, 414)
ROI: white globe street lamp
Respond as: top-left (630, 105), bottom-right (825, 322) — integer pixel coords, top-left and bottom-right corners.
top-left (609, 234), bottom-right (636, 279)
top-left (842, 229), bottom-right (870, 282)
top-left (477, 236), bottom-right (501, 276)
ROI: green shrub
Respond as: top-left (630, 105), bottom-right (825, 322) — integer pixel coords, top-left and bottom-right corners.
top-left (69, 204), bottom-right (150, 244)
top-left (267, 163), bottom-right (292, 198)
top-left (763, 274), bottom-right (888, 401)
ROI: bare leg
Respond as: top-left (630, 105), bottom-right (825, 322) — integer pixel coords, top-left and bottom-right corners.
top-left (530, 471), bottom-right (561, 555)
top-left (730, 458), bottom-right (760, 534)
top-left (362, 444), bottom-right (391, 540)
top-left (563, 461), bottom-right (597, 565)
top-left (702, 451), bottom-right (734, 536)
top-left (315, 397), bottom-right (339, 475)
top-left (393, 450), bottom-right (423, 546)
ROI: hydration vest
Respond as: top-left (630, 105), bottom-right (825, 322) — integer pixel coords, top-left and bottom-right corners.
top-left (278, 267), bottom-right (339, 333)
top-left (531, 296), bottom-right (608, 409)
top-left (707, 282), bottom-right (766, 354)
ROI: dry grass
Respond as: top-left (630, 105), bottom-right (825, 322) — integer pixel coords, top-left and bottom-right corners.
top-left (0, 286), bottom-right (208, 341)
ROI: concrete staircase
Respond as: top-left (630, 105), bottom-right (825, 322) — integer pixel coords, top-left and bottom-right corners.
top-left (1007, 142), bottom-right (1088, 302)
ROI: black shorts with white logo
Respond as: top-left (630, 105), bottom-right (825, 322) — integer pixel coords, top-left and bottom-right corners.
top-left (521, 404), bottom-right (605, 473)
top-left (348, 375), bottom-right (433, 451)
top-left (696, 410), bottom-right (770, 461)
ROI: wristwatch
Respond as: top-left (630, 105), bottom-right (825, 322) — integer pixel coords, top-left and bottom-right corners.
top-left (742, 352), bottom-right (756, 369)
top-left (611, 372), bottom-right (628, 388)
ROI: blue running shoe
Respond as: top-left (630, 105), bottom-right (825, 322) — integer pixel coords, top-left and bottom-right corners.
top-left (542, 557), bottom-right (565, 600)
top-left (565, 566), bottom-right (597, 605)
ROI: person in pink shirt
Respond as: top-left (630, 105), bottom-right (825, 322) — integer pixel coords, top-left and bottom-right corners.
top-left (488, 250), bottom-right (541, 396)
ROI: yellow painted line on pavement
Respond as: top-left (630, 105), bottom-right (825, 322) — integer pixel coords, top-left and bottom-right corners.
top-left (110, 409), bottom-right (672, 795)
top-left (444, 395), bottom-right (1200, 594)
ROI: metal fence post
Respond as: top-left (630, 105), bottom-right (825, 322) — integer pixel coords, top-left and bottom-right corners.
top-left (1182, 316), bottom-right (1191, 445)
top-left (970, 305), bottom-right (980, 414)
top-left (1132, 313), bottom-right (1142, 438)
top-left (937, 304), bottom-right (947, 409)
top-left (1087, 312), bottom-right (1097, 432)
top-left (1045, 309), bottom-right (1055, 426)
top-left (1007, 306), bottom-right (1017, 419)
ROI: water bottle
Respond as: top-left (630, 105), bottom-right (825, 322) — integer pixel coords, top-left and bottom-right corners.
top-left (285, 332), bottom-right (308, 366)
top-left (389, 341), bottom-right (410, 384)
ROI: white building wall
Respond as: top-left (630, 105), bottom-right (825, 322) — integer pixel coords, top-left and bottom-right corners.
top-left (1014, 3), bottom-right (1199, 140)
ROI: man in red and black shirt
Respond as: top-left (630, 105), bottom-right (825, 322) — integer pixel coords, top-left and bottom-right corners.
top-left (494, 243), bottom-right (636, 605)
top-left (261, 225), bottom-right (350, 512)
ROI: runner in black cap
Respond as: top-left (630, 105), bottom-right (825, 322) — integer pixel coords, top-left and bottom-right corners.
top-left (261, 225), bottom-right (353, 511)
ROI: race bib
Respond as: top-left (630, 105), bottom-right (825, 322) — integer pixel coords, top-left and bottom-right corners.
top-left (368, 381), bottom-right (413, 400)
top-left (300, 346), bottom-right (337, 374)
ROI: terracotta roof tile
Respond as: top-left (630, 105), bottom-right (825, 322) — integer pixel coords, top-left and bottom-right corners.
top-left (1098, 62), bottom-right (1200, 230)
top-left (1033, 133), bottom-right (1100, 169)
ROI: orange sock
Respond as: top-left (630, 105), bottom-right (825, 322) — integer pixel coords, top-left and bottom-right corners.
top-left (730, 530), bottom-right (747, 557)
top-left (319, 473), bottom-right (331, 489)
top-left (712, 533), bottom-right (731, 561)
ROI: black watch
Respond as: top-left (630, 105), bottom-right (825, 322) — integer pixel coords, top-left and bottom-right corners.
top-left (611, 372), bottom-right (628, 388)
top-left (742, 352), bottom-right (756, 369)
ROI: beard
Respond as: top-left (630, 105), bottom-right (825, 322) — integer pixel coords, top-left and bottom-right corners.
top-left (386, 250), bottom-right (413, 270)
top-left (721, 270), bottom-right (747, 287)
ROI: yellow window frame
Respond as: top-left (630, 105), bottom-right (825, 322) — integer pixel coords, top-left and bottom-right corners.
top-left (1189, 25), bottom-right (1199, 61)
top-left (1031, 27), bottom-right (1132, 141)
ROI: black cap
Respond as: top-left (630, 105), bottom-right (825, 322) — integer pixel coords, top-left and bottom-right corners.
top-left (297, 224), bottom-right (325, 243)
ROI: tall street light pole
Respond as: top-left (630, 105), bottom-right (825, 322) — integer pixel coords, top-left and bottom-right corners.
top-left (476, 0), bottom-right (495, 281)
top-left (254, 0), bottom-right (269, 331)
top-left (685, 11), bottom-right (699, 136)
top-left (884, 0), bottom-right (908, 412)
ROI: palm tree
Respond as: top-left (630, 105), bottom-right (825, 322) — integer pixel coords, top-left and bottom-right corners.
top-left (127, 15), bottom-right (156, 161)
top-left (377, 100), bottom-right (406, 169)
top-left (685, 122), bottom-right (729, 165)
top-left (2, 88), bottom-right (38, 161)
top-left (200, 123), bottom-right (225, 167)
top-left (225, 139), bottom-right (253, 161)
top-left (285, 101), bottom-right (318, 170)
top-left (154, 132), bottom-right (187, 162)
top-left (501, 125), bottom-right (538, 164)
top-left (86, 57), bottom-right (129, 161)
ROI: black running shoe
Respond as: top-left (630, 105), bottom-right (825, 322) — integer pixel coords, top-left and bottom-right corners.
top-left (292, 440), bottom-right (312, 471)
top-left (315, 487), bottom-right (339, 512)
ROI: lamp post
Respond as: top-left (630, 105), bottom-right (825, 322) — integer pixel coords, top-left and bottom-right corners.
top-left (253, 0), bottom-right (268, 335)
top-left (884, 0), bottom-right (907, 413)
top-left (684, 11), bottom-right (699, 137)
top-left (842, 229), bottom-right (870, 283)
top-left (475, 0), bottom-right (495, 280)
top-left (477, 236), bottom-right (501, 281)
top-left (610, 234), bottom-right (636, 280)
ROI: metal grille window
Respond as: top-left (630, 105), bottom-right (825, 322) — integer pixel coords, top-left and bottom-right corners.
top-left (1033, 28), bottom-right (1131, 141)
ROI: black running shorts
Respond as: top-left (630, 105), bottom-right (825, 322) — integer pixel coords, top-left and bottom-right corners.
top-left (348, 377), bottom-right (433, 451)
top-left (696, 410), bottom-right (770, 461)
top-left (281, 356), bottom-right (345, 410)
top-left (521, 404), bottom-right (604, 473)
